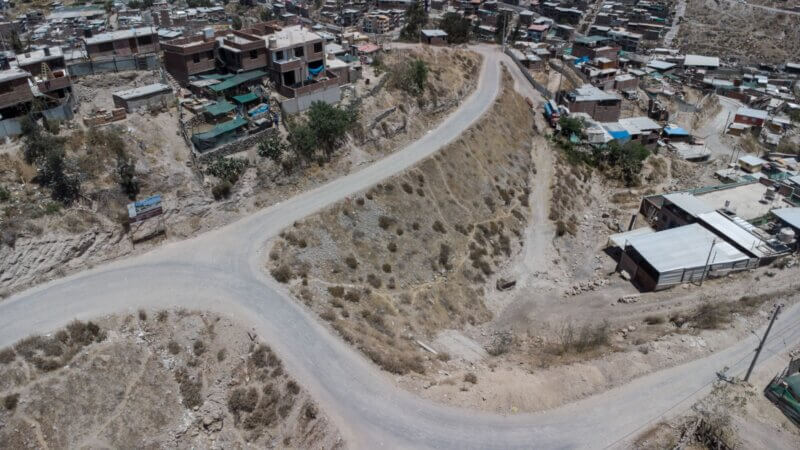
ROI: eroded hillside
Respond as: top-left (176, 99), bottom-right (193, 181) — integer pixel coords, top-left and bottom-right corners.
top-left (267, 76), bottom-right (536, 375)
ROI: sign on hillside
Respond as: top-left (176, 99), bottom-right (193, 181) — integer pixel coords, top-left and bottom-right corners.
top-left (127, 195), bottom-right (163, 223)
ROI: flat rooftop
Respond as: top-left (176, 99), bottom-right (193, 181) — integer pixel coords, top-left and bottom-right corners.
top-left (16, 47), bottom-right (64, 66)
top-left (696, 182), bottom-right (779, 220)
top-left (266, 25), bottom-right (322, 49)
top-left (86, 27), bottom-right (157, 45)
top-left (113, 83), bottom-right (172, 100)
top-left (0, 67), bottom-right (32, 83)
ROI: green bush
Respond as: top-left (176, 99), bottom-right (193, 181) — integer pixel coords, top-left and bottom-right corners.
top-left (212, 180), bottom-right (232, 200)
top-left (206, 157), bottom-right (247, 184)
top-left (0, 185), bottom-right (9, 202)
top-left (389, 59), bottom-right (429, 96)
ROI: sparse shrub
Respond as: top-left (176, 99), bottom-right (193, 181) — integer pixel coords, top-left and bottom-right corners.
top-left (438, 243), bottom-right (452, 270)
top-left (356, 197), bottom-right (365, 206)
top-left (344, 290), bottom-right (361, 302)
top-left (206, 157), bottom-right (247, 184)
top-left (378, 215), bottom-right (395, 229)
top-left (271, 264), bottom-right (293, 283)
top-left (174, 368), bottom-right (203, 409)
top-left (0, 348), bottom-right (15, 364)
top-left (304, 401), bottom-right (318, 420)
top-left (0, 185), bottom-right (9, 202)
top-left (432, 220), bottom-right (446, 233)
top-left (367, 273), bottom-right (382, 289)
top-left (387, 242), bottom-right (397, 252)
top-left (550, 321), bottom-right (610, 355)
top-left (327, 286), bottom-right (345, 298)
top-left (643, 315), bottom-right (665, 325)
top-left (382, 263), bottom-right (392, 273)
top-left (464, 372), bottom-right (477, 384)
top-left (168, 340), bottom-right (181, 355)
top-left (344, 254), bottom-right (358, 270)
top-left (486, 331), bottom-right (513, 356)
top-left (286, 380), bottom-right (300, 395)
top-left (412, 222), bottom-right (420, 231)
top-left (212, 180), bottom-right (232, 200)
top-left (3, 393), bottom-right (19, 410)
top-left (228, 387), bottom-right (259, 415)
top-left (320, 308), bottom-right (337, 321)
top-left (401, 182), bottom-right (413, 194)
top-left (437, 352), bottom-right (450, 362)
top-left (693, 302), bottom-right (730, 330)
top-left (217, 348), bottom-right (226, 362)
top-left (156, 310), bottom-right (168, 322)
top-left (138, 309), bottom-right (147, 321)
top-left (193, 340), bottom-right (206, 356)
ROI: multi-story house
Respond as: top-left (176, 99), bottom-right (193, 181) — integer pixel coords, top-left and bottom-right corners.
top-left (162, 29), bottom-right (219, 83)
top-left (84, 27), bottom-right (159, 59)
top-left (16, 46), bottom-right (72, 101)
top-left (0, 67), bottom-right (34, 117)
top-left (362, 14), bottom-right (391, 34)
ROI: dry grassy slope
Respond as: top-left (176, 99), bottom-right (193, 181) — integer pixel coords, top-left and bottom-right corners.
top-left (678, 0), bottom-right (800, 63)
top-left (358, 48), bottom-right (482, 155)
top-left (267, 78), bottom-right (535, 375)
top-left (0, 311), bottom-right (341, 449)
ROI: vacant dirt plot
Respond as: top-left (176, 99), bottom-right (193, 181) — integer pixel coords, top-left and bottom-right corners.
top-left (356, 47), bottom-right (482, 158)
top-left (677, 0), bottom-right (800, 63)
top-left (267, 77), bottom-right (535, 375)
top-left (0, 311), bottom-right (341, 449)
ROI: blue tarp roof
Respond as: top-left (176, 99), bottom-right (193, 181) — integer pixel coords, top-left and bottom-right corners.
top-left (663, 125), bottom-right (689, 136)
top-left (609, 130), bottom-right (630, 140)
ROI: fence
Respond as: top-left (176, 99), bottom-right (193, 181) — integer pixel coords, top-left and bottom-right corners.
top-left (0, 94), bottom-right (77, 139)
top-left (503, 47), bottom-right (552, 99)
top-left (67, 54), bottom-right (159, 77)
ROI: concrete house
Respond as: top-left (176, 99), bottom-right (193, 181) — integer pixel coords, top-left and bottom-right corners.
top-left (84, 27), bottom-right (159, 59)
top-left (15, 46), bottom-right (72, 100)
top-left (420, 29), bottom-right (447, 45)
top-left (734, 107), bottom-right (768, 128)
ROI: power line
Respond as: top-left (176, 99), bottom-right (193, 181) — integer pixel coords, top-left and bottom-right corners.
top-left (603, 312), bottom-right (800, 449)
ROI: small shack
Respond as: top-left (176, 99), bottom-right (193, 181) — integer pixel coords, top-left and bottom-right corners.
top-left (112, 83), bottom-right (174, 112)
top-left (420, 29), bottom-right (448, 45)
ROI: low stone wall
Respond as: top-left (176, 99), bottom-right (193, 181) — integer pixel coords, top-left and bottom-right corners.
top-left (195, 127), bottom-right (279, 161)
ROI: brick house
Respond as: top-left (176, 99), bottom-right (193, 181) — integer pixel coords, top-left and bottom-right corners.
top-left (84, 27), bottom-right (159, 59)
top-left (734, 107), bottom-right (768, 128)
top-left (217, 31), bottom-right (269, 73)
top-left (0, 67), bottom-right (34, 116)
top-left (162, 31), bottom-right (218, 84)
top-left (560, 84), bottom-right (622, 122)
top-left (16, 47), bottom-right (73, 100)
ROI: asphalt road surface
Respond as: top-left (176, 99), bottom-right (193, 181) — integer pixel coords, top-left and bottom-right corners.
top-left (2, 46), bottom-right (800, 449)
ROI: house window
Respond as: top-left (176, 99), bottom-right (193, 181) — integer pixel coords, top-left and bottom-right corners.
top-left (313, 42), bottom-right (322, 53)
top-left (193, 53), bottom-right (200, 63)
top-left (0, 83), bottom-right (12, 94)
top-left (98, 42), bottom-right (114, 53)
top-left (206, 51), bottom-right (214, 60)
top-left (274, 50), bottom-right (284, 61)
top-left (137, 35), bottom-right (153, 45)
top-left (250, 49), bottom-right (258, 59)
top-left (294, 46), bottom-right (304, 58)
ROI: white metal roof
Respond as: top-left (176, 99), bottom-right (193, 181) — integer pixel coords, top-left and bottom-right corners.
top-left (626, 223), bottom-right (749, 273)
top-left (773, 207), bottom-right (800, 229)
top-left (738, 154), bottom-right (766, 166)
top-left (683, 54), bottom-right (720, 68)
top-left (608, 226), bottom-right (654, 248)
top-left (663, 193), bottom-right (715, 218)
top-left (698, 211), bottom-right (770, 258)
top-left (85, 27), bottom-right (157, 45)
top-left (113, 83), bottom-right (172, 100)
top-left (735, 107), bottom-right (768, 121)
top-left (0, 67), bottom-right (32, 83)
top-left (16, 47), bottom-right (63, 67)
top-left (421, 29), bottom-right (448, 37)
top-left (647, 59), bottom-right (675, 71)
top-left (619, 116), bottom-right (661, 132)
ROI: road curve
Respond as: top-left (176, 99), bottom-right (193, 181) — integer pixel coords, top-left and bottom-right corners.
top-left (2, 46), bottom-right (800, 449)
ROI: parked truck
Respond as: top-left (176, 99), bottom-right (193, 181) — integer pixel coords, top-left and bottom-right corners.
top-left (765, 357), bottom-right (800, 428)
top-left (543, 99), bottom-right (560, 128)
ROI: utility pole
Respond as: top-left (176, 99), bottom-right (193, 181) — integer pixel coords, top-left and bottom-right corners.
top-left (744, 304), bottom-right (782, 382)
top-left (698, 238), bottom-right (716, 286)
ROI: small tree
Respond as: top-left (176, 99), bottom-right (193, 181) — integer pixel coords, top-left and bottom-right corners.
top-left (558, 116), bottom-right (584, 138)
top-left (231, 16), bottom-right (243, 31)
top-left (117, 156), bottom-right (140, 200)
top-left (287, 122), bottom-right (317, 162)
top-left (257, 132), bottom-right (287, 163)
top-left (38, 150), bottom-right (81, 205)
top-left (438, 12), bottom-right (471, 44)
top-left (400, 1), bottom-right (426, 41)
top-left (306, 101), bottom-right (358, 158)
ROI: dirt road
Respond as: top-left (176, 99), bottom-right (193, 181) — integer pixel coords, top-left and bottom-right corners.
top-left (2, 46), bottom-right (800, 448)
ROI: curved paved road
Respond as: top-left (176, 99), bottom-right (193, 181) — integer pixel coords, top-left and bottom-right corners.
top-left (2, 46), bottom-right (800, 448)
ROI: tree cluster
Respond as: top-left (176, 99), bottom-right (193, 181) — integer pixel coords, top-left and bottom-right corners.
top-left (20, 117), bottom-right (81, 205)
top-left (400, 1), bottom-right (427, 41)
top-left (388, 59), bottom-right (429, 96)
top-left (259, 101), bottom-right (358, 175)
top-left (438, 12), bottom-right (471, 44)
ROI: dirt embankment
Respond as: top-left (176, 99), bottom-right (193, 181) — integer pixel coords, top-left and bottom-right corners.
top-left (677, 0), bottom-right (800, 64)
top-left (266, 76), bottom-right (536, 376)
top-left (353, 47), bottom-right (482, 159)
top-left (0, 50), bottom-right (480, 298)
top-left (0, 310), bottom-right (342, 449)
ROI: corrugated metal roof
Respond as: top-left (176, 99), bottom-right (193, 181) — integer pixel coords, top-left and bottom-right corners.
top-left (773, 207), bottom-right (800, 230)
top-left (663, 193), bottom-right (715, 218)
top-left (625, 223), bottom-right (749, 274)
top-left (209, 70), bottom-right (266, 93)
top-left (698, 211), bottom-right (770, 258)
